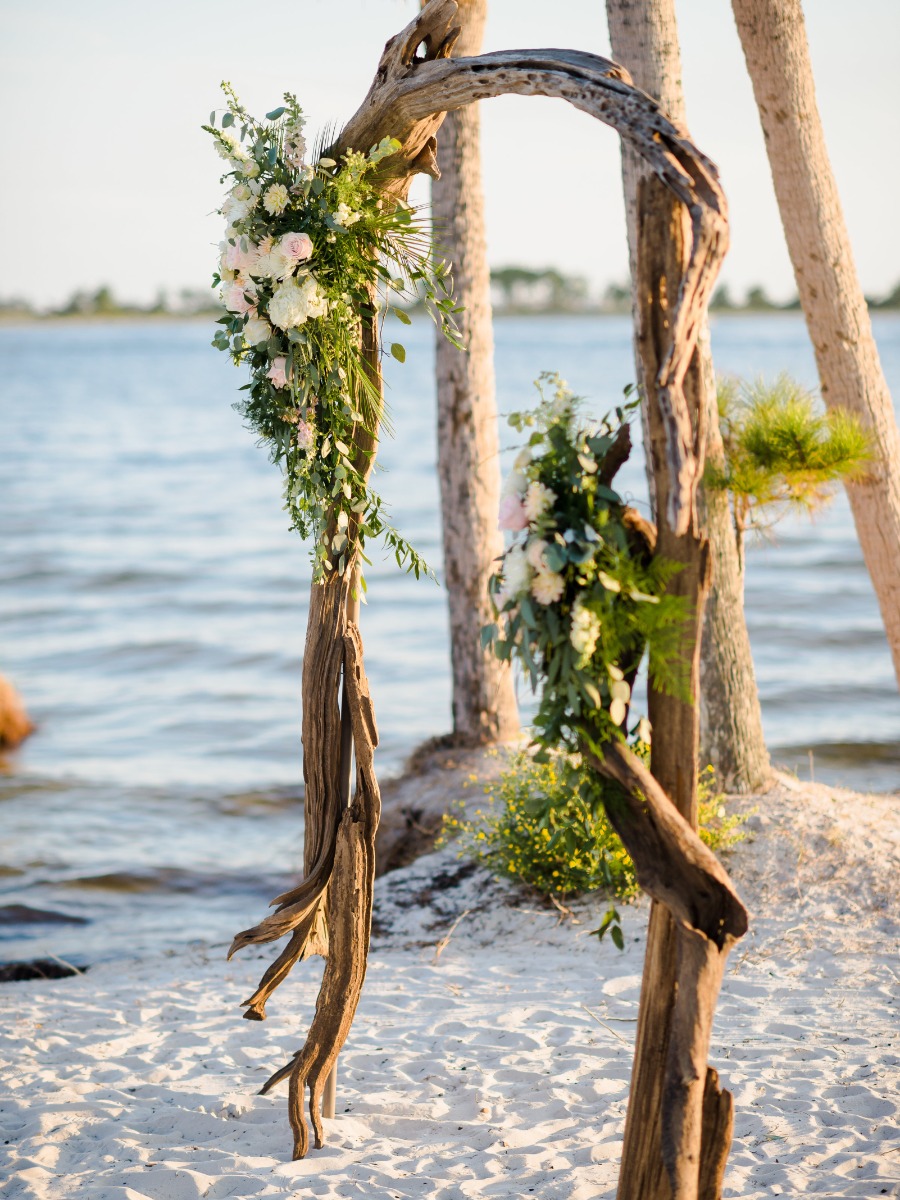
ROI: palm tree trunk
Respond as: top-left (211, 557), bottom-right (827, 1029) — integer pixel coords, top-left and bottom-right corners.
top-left (430, 0), bottom-right (519, 745)
top-left (732, 0), bottom-right (900, 688)
top-left (606, 0), bottom-right (770, 792)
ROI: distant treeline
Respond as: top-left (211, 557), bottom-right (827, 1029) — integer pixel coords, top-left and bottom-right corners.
top-left (2, 275), bottom-right (900, 321)
top-left (489, 267), bottom-right (900, 315)
top-left (0, 287), bottom-right (220, 321)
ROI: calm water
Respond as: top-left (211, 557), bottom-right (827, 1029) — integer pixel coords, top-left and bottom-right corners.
top-left (1, 314), bottom-right (898, 963)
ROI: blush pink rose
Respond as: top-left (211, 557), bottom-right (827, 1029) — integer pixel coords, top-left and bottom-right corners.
top-left (296, 418), bottom-right (315, 451)
top-left (267, 356), bottom-right (288, 389)
top-left (224, 240), bottom-right (259, 275)
top-left (498, 493), bottom-right (529, 531)
top-left (223, 283), bottom-right (253, 315)
top-left (279, 231), bottom-right (313, 264)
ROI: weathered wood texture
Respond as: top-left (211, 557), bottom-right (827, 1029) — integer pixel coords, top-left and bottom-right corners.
top-left (605, 179), bottom-right (747, 1200)
top-left (606, 0), bottom-right (769, 793)
top-left (430, 0), bottom-right (519, 745)
top-left (732, 0), bottom-right (900, 689)
top-left (229, 0), bottom-right (738, 1163)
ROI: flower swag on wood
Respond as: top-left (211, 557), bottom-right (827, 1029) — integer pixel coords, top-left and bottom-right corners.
top-left (486, 374), bottom-right (690, 757)
top-left (204, 83), bottom-right (461, 581)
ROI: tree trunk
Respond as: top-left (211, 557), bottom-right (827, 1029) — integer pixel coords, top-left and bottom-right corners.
top-left (430, 0), bottom-right (519, 745)
top-left (606, 0), bottom-right (770, 792)
top-left (732, 0), bottom-right (900, 689)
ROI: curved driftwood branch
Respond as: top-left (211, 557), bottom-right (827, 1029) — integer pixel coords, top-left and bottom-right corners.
top-left (585, 738), bottom-right (748, 1198)
top-left (331, 0), bottom-right (728, 533)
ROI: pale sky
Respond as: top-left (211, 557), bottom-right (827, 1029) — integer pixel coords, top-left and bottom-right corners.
top-left (2, 0), bottom-right (897, 308)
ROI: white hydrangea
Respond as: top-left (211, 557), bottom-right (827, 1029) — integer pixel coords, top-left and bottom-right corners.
top-left (523, 480), bottom-right (556, 522)
top-left (569, 597), bottom-right (601, 662)
top-left (335, 202), bottom-right (360, 227)
top-left (267, 275), bottom-right (328, 330)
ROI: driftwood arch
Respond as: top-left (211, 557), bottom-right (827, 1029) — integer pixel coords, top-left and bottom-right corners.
top-left (228, 3), bottom-right (748, 1196)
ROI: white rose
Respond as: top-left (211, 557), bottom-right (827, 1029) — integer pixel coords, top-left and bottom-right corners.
top-left (243, 315), bottom-right (272, 346)
top-left (222, 195), bottom-right (252, 224)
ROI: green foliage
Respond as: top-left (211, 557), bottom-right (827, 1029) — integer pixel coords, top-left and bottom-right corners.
top-left (486, 374), bottom-right (690, 756)
top-left (442, 751), bottom-right (640, 901)
top-left (441, 752), bottom-right (745, 946)
top-left (709, 374), bottom-right (872, 534)
top-left (205, 84), bottom-right (462, 582)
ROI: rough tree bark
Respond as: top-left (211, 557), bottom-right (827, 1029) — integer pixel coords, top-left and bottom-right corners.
top-left (606, 0), bottom-right (770, 793)
top-left (732, 0), bottom-right (900, 689)
top-left (228, 3), bottom-right (747, 1172)
top-left (430, 0), bottom-right (519, 745)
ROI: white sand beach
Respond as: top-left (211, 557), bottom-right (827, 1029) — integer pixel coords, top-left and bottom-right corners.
top-left (2, 774), bottom-right (898, 1199)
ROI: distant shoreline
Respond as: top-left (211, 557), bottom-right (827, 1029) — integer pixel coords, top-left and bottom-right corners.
top-left (3, 307), bottom-right (899, 328)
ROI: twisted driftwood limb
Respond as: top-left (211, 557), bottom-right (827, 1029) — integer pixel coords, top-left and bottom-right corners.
top-left (229, 299), bottom-right (380, 1030)
top-left (585, 741), bottom-right (748, 1198)
top-left (331, 0), bottom-right (728, 534)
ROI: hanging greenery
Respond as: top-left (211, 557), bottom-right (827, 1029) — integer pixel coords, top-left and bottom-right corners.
top-left (709, 373), bottom-right (872, 538)
top-left (204, 83), bottom-right (461, 581)
top-left (484, 373), bottom-right (690, 757)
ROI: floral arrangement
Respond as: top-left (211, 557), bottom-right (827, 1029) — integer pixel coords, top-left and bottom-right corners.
top-left (486, 373), bottom-right (689, 756)
top-left (204, 83), bottom-right (460, 580)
